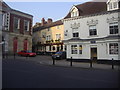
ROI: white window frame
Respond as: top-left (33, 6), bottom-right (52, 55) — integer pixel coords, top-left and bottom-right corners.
top-left (109, 43), bottom-right (118, 55)
top-left (89, 25), bottom-right (97, 36)
top-left (56, 34), bottom-right (61, 40)
top-left (71, 45), bottom-right (77, 54)
top-left (24, 20), bottom-right (30, 31)
top-left (14, 17), bottom-right (20, 30)
top-left (109, 22), bottom-right (118, 35)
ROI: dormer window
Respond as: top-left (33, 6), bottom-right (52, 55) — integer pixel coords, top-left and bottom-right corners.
top-left (107, 0), bottom-right (119, 11)
top-left (70, 6), bottom-right (79, 17)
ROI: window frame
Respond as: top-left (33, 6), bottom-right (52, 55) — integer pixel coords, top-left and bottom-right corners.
top-left (14, 17), bottom-right (20, 31)
top-left (79, 45), bottom-right (82, 54)
top-left (89, 25), bottom-right (97, 36)
top-left (71, 45), bottom-right (77, 54)
top-left (109, 43), bottom-right (118, 55)
top-left (109, 22), bottom-right (118, 35)
top-left (24, 20), bottom-right (30, 32)
top-left (73, 32), bottom-right (79, 37)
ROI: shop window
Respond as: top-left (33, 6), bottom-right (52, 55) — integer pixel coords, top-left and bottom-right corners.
top-left (79, 45), bottom-right (82, 54)
top-left (109, 43), bottom-right (118, 54)
top-left (71, 45), bottom-right (77, 54)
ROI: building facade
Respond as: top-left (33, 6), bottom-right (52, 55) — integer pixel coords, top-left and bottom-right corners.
top-left (63, 0), bottom-right (120, 63)
top-left (1, 1), bottom-right (33, 56)
top-left (33, 18), bottom-right (65, 54)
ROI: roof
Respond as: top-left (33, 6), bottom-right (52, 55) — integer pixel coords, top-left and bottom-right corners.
top-left (33, 20), bottom-right (63, 32)
top-left (64, 2), bottom-right (107, 19)
top-left (11, 9), bottom-right (33, 17)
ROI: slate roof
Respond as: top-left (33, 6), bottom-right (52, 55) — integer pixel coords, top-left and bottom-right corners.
top-left (64, 2), bottom-right (107, 19)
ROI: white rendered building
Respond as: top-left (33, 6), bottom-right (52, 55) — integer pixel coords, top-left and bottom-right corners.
top-left (63, 0), bottom-right (120, 64)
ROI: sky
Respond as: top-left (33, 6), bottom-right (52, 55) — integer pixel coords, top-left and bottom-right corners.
top-left (4, 0), bottom-right (95, 26)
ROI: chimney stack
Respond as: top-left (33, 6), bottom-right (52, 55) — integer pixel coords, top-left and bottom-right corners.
top-left (41, 18), bottom-right (45, 26)
top-left (47, 18), bottom-right (52, 24)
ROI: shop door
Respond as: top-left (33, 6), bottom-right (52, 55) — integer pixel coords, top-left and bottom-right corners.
top-left (91, 47), bottom-right (97, 60)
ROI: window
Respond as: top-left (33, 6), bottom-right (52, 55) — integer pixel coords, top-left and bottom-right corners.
top-left (24, 20), bottom-right (29, 31)
top-left (109, 3), bottom-right (113, 9)
top-left (89, 25), bottom-right (97, 36)
top-left (79, 45), bottom-right (82, 54)
top-left (46, 35), bottom-right (51, 41)
top-left (109, 22), bottom-right (118, 34)
top-left (2, 13), bottom-right (10, 30)
top-left (14, 17), bottom-right (20, 31)
top-left (56, 26), bottom-right (60, 29)
top-left (56, 34), bottom-right (61, 40)
top-left (109, 43), bottom-right (118, 54)
top-left (48, 28), bottom-right (50, 31)
top-left (73, 32), bottom-right (79, 37)
top-left (113, 2), bottom-right (117, 8)
top-left (71, 45), bottom-right (77, 54)
top-left (64, 30), bottom-right (68, 36)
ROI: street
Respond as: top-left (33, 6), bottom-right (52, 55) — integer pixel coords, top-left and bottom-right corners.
top-left (2, 56), bottom-right (120, 88)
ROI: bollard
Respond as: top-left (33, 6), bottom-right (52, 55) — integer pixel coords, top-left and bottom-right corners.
top-left (52, 57), bottom-right (55, 65)
top-left (112, 58), bottom-right (114, 69)
top-left (14, 53), bottom-right (15, 59)
top-left (70, 57), bottom-right (72, 66)
top-left (90, 58), bottom-right (93, 68)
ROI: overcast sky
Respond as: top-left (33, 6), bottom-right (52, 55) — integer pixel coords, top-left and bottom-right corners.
top-left (4, 0), bottom-right (107, 25)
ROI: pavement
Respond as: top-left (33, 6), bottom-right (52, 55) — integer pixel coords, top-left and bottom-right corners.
top-left (3, 55), bottom-right (120, 70)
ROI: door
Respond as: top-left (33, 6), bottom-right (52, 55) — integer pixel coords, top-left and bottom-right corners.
top-left (91, 47), bottom-right (97, 60)
top-left (13, 38), bottom-right (18, 53)
top-left (24, 39), bottom-right (28, 51)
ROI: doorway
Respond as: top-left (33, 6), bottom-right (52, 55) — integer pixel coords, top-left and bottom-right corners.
top-left (91, 47), bottom-right (97, 60)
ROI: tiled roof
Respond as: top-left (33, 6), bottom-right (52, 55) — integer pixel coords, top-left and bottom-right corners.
top-left (64, 2), bottom-right (107, 19)
top-left (33, 20), bottom-right (63, 32)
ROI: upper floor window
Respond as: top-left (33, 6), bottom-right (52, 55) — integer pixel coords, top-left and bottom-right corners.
top-left (109, 22), bottom-right (118, 35)
top-left (107, 1), bottom-right (119, 11)
top-left (24, 20), bottom-right (29, 31)
top-left (113, 2), bottom-right (118, 8)
top-left (56, 34), bottom-right (61, 40)
top-left (109, 3), bottom-right (113, 9)
top-left (14, 17), bottom-right (20, 31)
top-left (89, 25), bottom-right (97, 36)
top-left (48, 28), bottom-right (50, 31)
top-left (2, 13), bottom-right (10, 31)
top-left (109, 43), bottom-right (118, 54)
top-left (71, 11), bottom-right (78, 17)
top-left (73, 32), bottom-right (79, 37)
top-left (46, 35), bottom-right (51, 41)
top-left (71, 45), bottom-right (77, 54)
top-left (56, 26), bottom-right (60, 29)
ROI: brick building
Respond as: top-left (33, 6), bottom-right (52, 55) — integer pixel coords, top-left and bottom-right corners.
top-left (1, 1), bottom-right (33, 57)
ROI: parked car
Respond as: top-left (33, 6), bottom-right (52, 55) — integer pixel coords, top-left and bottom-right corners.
top-left (52, 51), bottom-right (66, 60)
top-left (17, 50), bottom-right (36, 57)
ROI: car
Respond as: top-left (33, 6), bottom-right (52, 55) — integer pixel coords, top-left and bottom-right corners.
top-left (52, 51), bottom-right (66, 60)
top-left (17, 50), bottom-right (36, 57)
